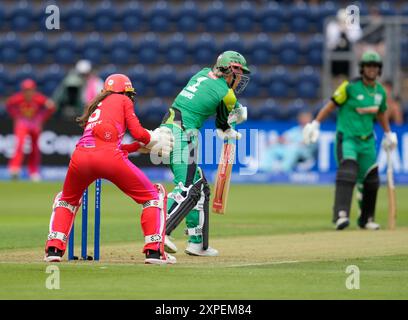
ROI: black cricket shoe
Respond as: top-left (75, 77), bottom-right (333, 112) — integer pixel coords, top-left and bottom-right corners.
top-left (145, 249), bottom-right (177, 265)
top-left (44, 246), bottom-right (63, 262)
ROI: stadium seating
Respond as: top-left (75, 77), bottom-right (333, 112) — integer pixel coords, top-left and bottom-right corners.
top-left (0, 32), bottom-right (21, 63)
top-left (93, 1), bottom-right (116, 32)
top-left (192, 33), bottom-right (217, 65)
top-left (304, 34), bottom-right (324, 66)
top-left (25, 32), bottom-right (48, 64)
top-left (265, 67), bottom-right (291, 98)
top-left (248, 33), bottom-right (273, 65)
top-left (220, 33), bottom-right (246, 55)
top-left (201, 1), bottom-right (227, 32)
top-left (175, 1), bottom-right (200, 32)
top-left (295, 67), bottom-right (320, 99)
top-left (149, 1), bottom-right (172, 32)
top-left (164, 33), bottom-right (188, 64)
top-left (277, 34), bottom-right (301, 65)
top-left (259, 2), bottom-right (284, 32)
top-left (152, 65), bottom-right (178, 97)
top-left (82, 33), bottom-right (105, 65)
top-left (230, 1), bottom-right (256, 32)
top-left (14, 64), bottom-right (37, 87)
top-left (63, 1), bottom-right (87, 31)
top-left (288, 2), bottom-right (311, 33)
top-left (40, 64), bottom-right (65, 96)
top-left (120, 1), bottom-right (143, 31)
top-left (138, 98), bottom-right (168, 123)
top-left (128, 64), bottom-right (148, 96)
top-left (136, 33), bottom-right (160, 64)
top-left (9, 1), bottom-right (33, 31)
top-left (108, 33), bottom-right (134, 65)
top-left (53, 32), bottom-right (77, 64)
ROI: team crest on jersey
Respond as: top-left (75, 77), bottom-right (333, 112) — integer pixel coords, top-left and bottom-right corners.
top-left (374, 93), bottom-right (383, 105)
top-left (357, 94), bottom-right (364, 100)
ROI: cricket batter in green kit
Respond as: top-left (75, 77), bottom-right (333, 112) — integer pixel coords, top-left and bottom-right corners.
top-left (303, 50), bottom-right (398, 230)
top-left (160, 51), bottom-right (250, 256)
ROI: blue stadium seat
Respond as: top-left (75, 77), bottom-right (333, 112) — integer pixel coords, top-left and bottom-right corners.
top-left (0, 5), bottom-right (5, 30)
top-left (40, 64), bottom-right (65, 96)
top-left (165, 33), bottom-right (188, 64)
top-left (0, 65), bottom-right (9, 96)
top-left (177, 65), bottom-right (201, 87)
top-left (139, 98), bottom-right (168, 123)
top-left (259, 98), bottom-right (279, 121)
top-left (265, 67), bottom-right (290, 98)
top-left (220, 33), bottom-right (246, 55)
top-left (63, 1), bottom-right (87, 31)
top-left (108, 33), bottom-right (133, 65)
top-left (295, 67), bottom-right (320, 99)
top-left (288, 2), bottom-right (311, 32)
top-left (285, 99), bottom-right (308, 120)
top-left (231, 1), bottom-right (256, 32)
top-left (153, 65), bottom-right (178, 97)
top-left (379, 1), bottom-right (396, 16)
top-left (0, 32), bottom-right (21, 63)
top-left (241, 66), bottom-right (261, 98)
top-left (304, 34), bottom-right (323, 66)
top-left (120, 1), bottom-right (143, 31)
top-left (201, 1), bottom-right (227, 32)
top-left (14, 65), bottom-right (37, 88)
top-left (248, 33), bottom-right (273, 65)
top-left (259, 1), bottom-right (284, 32)
top-left (128, 65), bottom-right (148, 96)
top-left (192, 33), bottom-right (217, 64)
top-left (137, 33), bottom-right (160, 64)
top-left (317, 1), bottom-right (338, 31)
top-left (93, 1), bottom-right (116, 31)
top-left (175, 1), bottom-right (199, 32)
top-left (277, 34), bottom-right (301, 65)
top-left (53, 32), bottom-right (77, 64)
top-left (81, 33), bottom-right (105, 64)
top-left (98, 64), bottom-right (118, 81)
top-left (9, 1), bottom-right (33, 31)
top-left (149, 1), bottom-right (171, 32)
top-left (25, 32), bottom-right (48, 64)
top-left (401, 3), bottom-right (408, 16)
top-left (401, 39), bottom-right (408, 67)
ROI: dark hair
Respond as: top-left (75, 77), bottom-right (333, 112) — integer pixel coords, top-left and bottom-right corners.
top-left (76, 91), bottom-right (112, 128)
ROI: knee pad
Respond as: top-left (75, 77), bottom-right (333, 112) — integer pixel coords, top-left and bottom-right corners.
top-left (364, 166), bottom-right (379, 190)
top-left (336, 160), bottom-right (358, 184)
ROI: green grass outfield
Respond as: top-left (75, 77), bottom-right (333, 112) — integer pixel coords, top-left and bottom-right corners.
top-left (0, 181), bottom-right (407, 299)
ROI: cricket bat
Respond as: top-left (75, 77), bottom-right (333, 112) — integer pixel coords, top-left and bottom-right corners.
top-left (386, 149), bottom-right (397, 230)
top-left (212, 125), bottom-right (237, 214)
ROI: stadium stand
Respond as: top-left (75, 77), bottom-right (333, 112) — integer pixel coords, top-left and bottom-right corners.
top-left (0, 0), bottom-right (407, 122)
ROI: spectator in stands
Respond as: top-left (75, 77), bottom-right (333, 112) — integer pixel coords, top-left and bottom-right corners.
top-left (6, 79), bottom-right (56, 181)
top-left (326, 9), bottom-right (362, 80)
top-left (53, 60), bottom-right (103, 119)
top-left (384, 80), bottom-right (403, 125)
top-left (260, 111), bottom-right (317, 173)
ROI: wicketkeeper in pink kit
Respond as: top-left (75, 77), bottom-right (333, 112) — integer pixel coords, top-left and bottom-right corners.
top-left (6, 79), bottom-right (56, 181)
top-left (44, 74), bottom-right (176, 264)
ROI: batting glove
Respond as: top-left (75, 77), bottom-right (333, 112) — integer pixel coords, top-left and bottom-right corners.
top-left (216, 128), bottom-right (242, 140)
top-left (382, 132), bottom-right (398, 151)
top-left (146, 127), bottom-right (175, 156)
top-left (228, 104), bottom-right (248, 125)
top-left (303, 120), bottom-right (320, 145)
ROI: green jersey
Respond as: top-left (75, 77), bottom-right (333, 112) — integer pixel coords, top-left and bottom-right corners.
top-left (331, 78), bottom-right (387, 138)
top-left (171, 68), bottom-right (239, 130)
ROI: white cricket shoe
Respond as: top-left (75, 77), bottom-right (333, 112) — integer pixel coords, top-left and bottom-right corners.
top-left (145, 252), bottom-right (177, 265)
top-left (164, 236), bottom-right (178, 253)
top-left (360, 219), bottom-right (380, 230)
top-left (336, 217), bottom-right (350, 230)
top-left (185, 242), bottom-right (219, 257)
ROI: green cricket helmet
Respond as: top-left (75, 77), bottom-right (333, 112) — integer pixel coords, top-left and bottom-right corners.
top-left (214, 51), bottom-right (251, 94)
top-left (359, 50), bottom-right (382, 75)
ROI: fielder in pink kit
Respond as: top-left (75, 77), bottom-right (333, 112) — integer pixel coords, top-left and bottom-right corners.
top-left (45, 74), bottom-right (176, 264)
top-left (6, 79), bottom-right (55, 181)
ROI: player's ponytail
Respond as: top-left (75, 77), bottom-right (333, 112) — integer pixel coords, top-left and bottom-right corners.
top-left (76, 91), bottom-right (112, 128)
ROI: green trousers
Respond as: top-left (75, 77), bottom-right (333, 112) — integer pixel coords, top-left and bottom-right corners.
top-left (161, 122), bottom-right (203, 243)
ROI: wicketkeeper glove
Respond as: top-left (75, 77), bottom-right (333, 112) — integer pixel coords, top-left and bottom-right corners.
top-left (216, 128), bottom-right (242, 140)
top-left (145, 127), bottom-right (175, 157)
top-left (382, 132), bottom-right (398, 151)
top-left (303, 120), bottom-right (320, 145)
top-left (228, 104), bottom-right (248, 125)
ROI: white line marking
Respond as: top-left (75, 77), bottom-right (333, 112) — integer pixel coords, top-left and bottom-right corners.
top-left (228, 260), bottom-right (300, 268)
